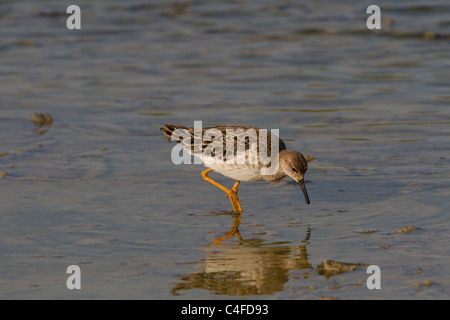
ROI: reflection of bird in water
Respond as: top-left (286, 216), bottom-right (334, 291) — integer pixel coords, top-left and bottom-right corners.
top-left (161, 124), bottom-right (310, 214)
top-left (212, 213), bottom-right (243, 244)
top-left (171, 221), bottom-right (312, 296)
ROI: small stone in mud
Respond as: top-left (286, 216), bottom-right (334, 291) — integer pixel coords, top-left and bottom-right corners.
top-left (31, 113), bottom-right (53, 127)
top-left (396, 225), bottom-right (420, 233)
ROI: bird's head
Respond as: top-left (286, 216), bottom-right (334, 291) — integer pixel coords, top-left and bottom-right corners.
top-left (280, 150), bottom-right (310, 204)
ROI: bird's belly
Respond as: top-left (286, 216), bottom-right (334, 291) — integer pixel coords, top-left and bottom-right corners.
top-left (206, 163), bottom-right (264, 182)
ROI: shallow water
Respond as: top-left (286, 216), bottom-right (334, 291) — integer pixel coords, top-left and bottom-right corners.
top-left (1, 0), bottom-right (449, 299)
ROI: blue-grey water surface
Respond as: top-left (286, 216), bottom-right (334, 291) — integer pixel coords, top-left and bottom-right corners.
top-left (0, 0), bottom-right (449, 299)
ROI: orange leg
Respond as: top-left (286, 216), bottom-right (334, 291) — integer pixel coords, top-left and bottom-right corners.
top-left (212, 213), bottom-right (243, 244)
top-left (201, 169), bottom-right (243, 213)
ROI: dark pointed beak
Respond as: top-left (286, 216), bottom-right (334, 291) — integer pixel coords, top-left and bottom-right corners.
top-left (297, 179), bottom-right (310, 205)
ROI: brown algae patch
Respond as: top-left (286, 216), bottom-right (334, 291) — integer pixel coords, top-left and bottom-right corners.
top-left (304, 154), bottom-right (315, 163)
top-left (317, 259), bottom-right (368, 278)
top-left (319, 296), bottom-right (340, 300)
top-left (31, 113), bottom-right (53, 127)
top-left (414, 280), bottom-right (434, 293)
top-left (396, 226), bottom-right (420, 233)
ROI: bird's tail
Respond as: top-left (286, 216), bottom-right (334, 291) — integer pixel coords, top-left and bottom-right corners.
top-left (160, 124), bottom-right (191, 142)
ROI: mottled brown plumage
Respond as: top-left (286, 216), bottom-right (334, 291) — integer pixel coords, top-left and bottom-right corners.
top-left (161, 124), bottom-right (286, 160)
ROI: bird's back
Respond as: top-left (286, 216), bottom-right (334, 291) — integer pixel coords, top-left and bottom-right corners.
top-left (161, 124), bottom-right (286, 160)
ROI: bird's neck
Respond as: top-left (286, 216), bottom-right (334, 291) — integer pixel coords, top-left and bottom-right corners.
top-left (262, 160), bottom-right (287, 182)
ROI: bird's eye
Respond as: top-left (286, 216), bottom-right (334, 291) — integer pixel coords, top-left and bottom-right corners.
top-left (291, 167), bottom-right (297, 172)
